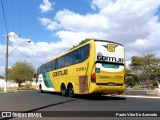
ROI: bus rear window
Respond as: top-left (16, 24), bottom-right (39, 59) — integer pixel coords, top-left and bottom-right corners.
top-left (102, 63), bottom-right (120, 69)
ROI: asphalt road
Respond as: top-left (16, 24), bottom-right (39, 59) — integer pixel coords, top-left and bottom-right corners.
top-left (0, 90), bottom-right (160, 120)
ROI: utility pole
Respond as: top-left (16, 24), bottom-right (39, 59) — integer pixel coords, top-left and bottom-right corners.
top-left (3, 34), bottom-right (31, 92)
top-left (4, 35), bottom-right (9, 92)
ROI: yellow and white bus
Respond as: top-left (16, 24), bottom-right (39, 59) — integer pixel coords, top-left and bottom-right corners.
top-left (36, 39), bottom-right (125, 97)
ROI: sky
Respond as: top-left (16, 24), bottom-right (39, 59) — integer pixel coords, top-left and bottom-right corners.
top-left (0, 0), bottom-right (160, 75)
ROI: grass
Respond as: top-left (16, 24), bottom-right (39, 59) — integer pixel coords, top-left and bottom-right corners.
top-left (147, 88), bottom-right (158, 95)
top-left (0, 87), bottom-right (4, 92)
top-left (19, 84), bottom-right (36, 90)
top-left (0, 84), bottom-right (36, 92)
top-left (127, 85), bottom-right (157, 90)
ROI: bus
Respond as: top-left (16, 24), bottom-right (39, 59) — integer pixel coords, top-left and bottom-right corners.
top-left (36, 39), bottom-right (125, 97)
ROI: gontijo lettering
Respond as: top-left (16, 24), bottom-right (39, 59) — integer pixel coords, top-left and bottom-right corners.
top-left (97, 55), bottom-right (124, 63)
top-left (53, 69), bottom-right (68, 77)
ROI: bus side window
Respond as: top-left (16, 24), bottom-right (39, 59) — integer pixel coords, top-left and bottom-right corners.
top-left (84, 44), bottom-right (89, 59)
top-left (55, 59), bottom-right (58, 69)
top-left (80, 48), bottom-right (84, 62)
top-left (69, 53), bottom-right (73, 65)
top-left (61, 56), bottom-right (65, 68)
top-left (48, 62), bottom-right (52, 71)
top-left (59, 56), bottom-right (65, 68)
top-left (57, 58), bottom-right (60, 69)
top-left (51, 60), bottom-right (55, 70)
top-left (41, 65), bottom-right (44, 73)
top-left (79, 45), bottom-right (89, 62)
top-left (74, 50), bottom-right (80, 64)
top-left (65, 54), bottom-right (69, 67)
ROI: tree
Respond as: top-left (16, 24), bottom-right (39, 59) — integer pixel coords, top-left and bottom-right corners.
top-left (129, 56), bottom-right (142, 67)
top-left (141, 54), bottom-right (160, 84)
top-left (70, 38), bottom-right (92, 50)
top-left (8, 61), bottom-right (35, 89)
top-left (0, 75), bottom-right (4, 79)
top-left (130, 54), bottom-right (160, 85)
top-left (125, 69), bottom-right (138, 87)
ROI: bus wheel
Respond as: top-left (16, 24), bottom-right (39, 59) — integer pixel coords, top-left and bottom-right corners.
top-left (61, 84), bottom-right (67, 96)
top-left (68, 84), bottom-right (74, 97)
top-left (118, 93), bottom-right (122, 95)
top-left (39, 85), bottom-right (43, 93)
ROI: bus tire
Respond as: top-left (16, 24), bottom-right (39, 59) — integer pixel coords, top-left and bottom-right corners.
top-left (61, 84), bottom-right (67, 96)
top-left (118, 93), bottom-right (122, 95)
top-left (39, 85), bottom-right (43, 93)
top-left (68, 84), bottom-right (74, 97)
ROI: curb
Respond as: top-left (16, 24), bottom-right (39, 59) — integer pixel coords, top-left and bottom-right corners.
top-left (0, 90), bottom-right (36, 94)
top-left (1, 91), bottom-right (160, 99)
top-left (124, 95), bottom-right (160, 99)
top-left (0, 91), bottom-right (19, 94)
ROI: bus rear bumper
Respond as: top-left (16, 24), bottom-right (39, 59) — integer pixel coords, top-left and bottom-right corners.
top-left (89, 84), bottom-right (126, 95)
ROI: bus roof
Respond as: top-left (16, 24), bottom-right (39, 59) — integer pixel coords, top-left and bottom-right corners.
top-left (46, 39), bottom-right (123, 63)
top-left (94, 39), bottom-right (123, 46)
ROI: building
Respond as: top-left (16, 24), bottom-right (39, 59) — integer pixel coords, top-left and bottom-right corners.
top-left (0, 74), bottom-right (36, 90)
top-left (0, 79), bottom-right (18, 88)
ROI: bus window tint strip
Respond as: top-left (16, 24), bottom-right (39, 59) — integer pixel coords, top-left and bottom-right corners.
top-left (101, 63), bottom-right (120, 69)
top-left (38, 44), bottom-right (90, 74)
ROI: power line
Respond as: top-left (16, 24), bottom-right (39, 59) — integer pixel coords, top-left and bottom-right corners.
top-left (7, 36), bottom-right (47, 64)
top-left (19, 0), bottom-right (22, 36)
top-left (11, 0), bottom-right (15, 31)
top-left (1, 0), bottom-right (9, 34)
top-left (9, 44), bottom-right (45, 65)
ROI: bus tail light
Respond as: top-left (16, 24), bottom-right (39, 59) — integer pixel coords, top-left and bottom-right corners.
top-left (91, 73), bottom-right (96, 83)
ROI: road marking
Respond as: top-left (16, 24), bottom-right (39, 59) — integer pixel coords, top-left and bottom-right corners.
top-left (124, 95), bottom-right (160, 99)
top-left (105, 95), bottom-right (160, 99)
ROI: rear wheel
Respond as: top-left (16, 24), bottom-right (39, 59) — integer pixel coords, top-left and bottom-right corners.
top-left (39, 85), bottom-right (43, 93)
top-left (61, 84), bottom-right (68, 96)
top-left (117, 93), bottom-right (123, 95)
top-left (68, 84), bottom-right (74, 97)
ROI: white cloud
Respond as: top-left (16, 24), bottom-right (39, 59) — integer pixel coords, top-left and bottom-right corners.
top-left (38, 18), bottom-right (59, 31)
top-left (126, 60), bottom-right (131, 68)
top-left (0, 66), bottom-right (5, 76)
top-left (38, 0), bottom-right (160, 64)
top-left (0, 30), bottom-right (107, 75)
top-left (91, 0), bottom-right (110, 10)
top-left (39, 0), bottom-right (53, 13)
top-left (0, 32), bottom-right (70, 75)
top-left (55, 31), bottom-right (108, 46)
top-left (43, 0), bottom-right (160, 58)
top-left (2, 0), bottom-right (160, 74)
top-left (133, 39), bottom-right (145, 46)
top-left (54, 9), bottom-right (110, 32)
